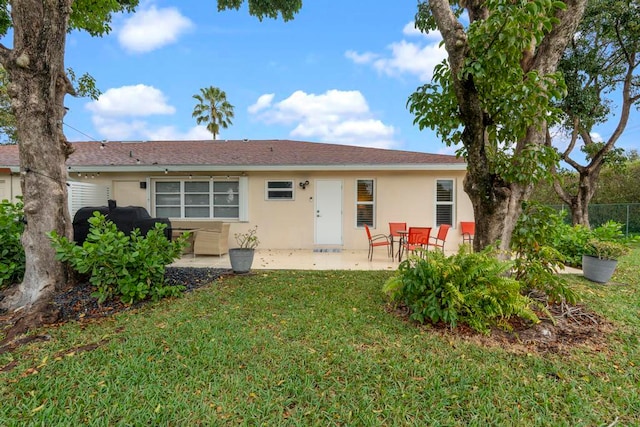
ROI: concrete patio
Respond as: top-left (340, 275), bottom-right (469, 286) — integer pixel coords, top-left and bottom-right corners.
top-left (170, 249), bottom-right (402, 271)
top-left (170, 248), bottom-right (583, 274)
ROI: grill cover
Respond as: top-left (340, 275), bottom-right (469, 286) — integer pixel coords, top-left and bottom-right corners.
top-left (72, 201), bottom-right (171, 244)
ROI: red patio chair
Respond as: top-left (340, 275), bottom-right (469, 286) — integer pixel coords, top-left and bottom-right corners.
top-left (388, 222), bottom-right (407, 261)
top-left (428, 224), bottom-right (450, 253)
top-left (400, 227), bottom-right (431, 261)
top-left (460, 221), bottom-right (475, 247)
top-left (364, 224), bottom-right (391, 261)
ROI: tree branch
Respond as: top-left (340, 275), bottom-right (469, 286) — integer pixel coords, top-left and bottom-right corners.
top-left (531, 0), bottom-right (588, 74)
top-left (562, 122), bottom-right (586, 172)
top-left (546, 129), bottom-right (574, 204)
top-left (562, 118), bottom-right (580, 158)
top-left (428, 0), bottom-right (468, 73)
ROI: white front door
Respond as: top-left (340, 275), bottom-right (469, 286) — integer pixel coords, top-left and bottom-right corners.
top-left (315, 180), bottom-right (343, 245)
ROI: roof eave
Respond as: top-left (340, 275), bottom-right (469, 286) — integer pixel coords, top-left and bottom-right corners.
top-left (65, 163), bottom-right (468, 173)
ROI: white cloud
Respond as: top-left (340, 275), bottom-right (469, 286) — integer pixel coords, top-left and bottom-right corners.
top-left (86, 84), bottom-right (175, 117)
top-left (247, 94), bottom-right (275, 114)
top-left (402, 21), bottom-right (422, 37)
top-left (344, 50), bottom-right (379, 64)
top-left (118, 5), bottom-right (193, 54)
top-left (373, 40), bottom-right (446, 81)
top-left (90, 117), bottom-right (150, 140)
top-left (346, 22), bottom-right (446, 82)
top-left (249, 90), bottom-right (396, 149)
top-left (90, 116), bottom-right (213, 141)
top-left (145, 125), bottom-right (213, 141)
top-left (84, 84), bottom-right (210, 141)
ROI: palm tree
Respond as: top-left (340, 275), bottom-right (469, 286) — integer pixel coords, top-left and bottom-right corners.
top-left (192, 86), bottom-right (235, 140)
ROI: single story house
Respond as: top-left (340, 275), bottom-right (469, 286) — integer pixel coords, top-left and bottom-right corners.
top-left (0, 139), bottom-right (472, 252)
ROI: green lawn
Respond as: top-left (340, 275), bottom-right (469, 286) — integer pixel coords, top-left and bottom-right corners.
top-left (1, 250), bottom-right (638, 426)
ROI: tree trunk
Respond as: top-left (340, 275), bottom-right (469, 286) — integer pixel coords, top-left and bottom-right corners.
top-left (553, 155), bottom-right (602, 228)
top-left (0, 0), bottom-right (74, 312)
top-left (463, 122), bottom-right (540, 253)
top-left (568, 169), bottom-right (601, 228)
top-left (569, 198), bottom-right (589, 227)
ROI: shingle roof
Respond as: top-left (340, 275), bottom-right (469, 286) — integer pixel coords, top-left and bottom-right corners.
top-left (0, 139), bottom-right (466, 171)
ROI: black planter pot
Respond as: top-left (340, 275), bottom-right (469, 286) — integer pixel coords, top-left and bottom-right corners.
top-left (582, 255), bottom-right (618, 283)
top-left (229, 248), bottom-right (255, 274)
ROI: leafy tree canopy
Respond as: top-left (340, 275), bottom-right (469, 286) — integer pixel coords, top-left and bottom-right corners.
top-left (0, 0), bottom-right (140, 37)
top-left (409, 0), bottom-right (568, 186)
top-left (545, 0), bottom-right (640, 226)
top-left (217, 0), bottom-right (302, 21)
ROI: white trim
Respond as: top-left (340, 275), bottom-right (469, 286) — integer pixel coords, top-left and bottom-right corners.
top-left (145, 176), bottom-right (151, 212)
top-left (239, 176), bottom-right (249, 222)
top-left (62, 163), bottom-right (468, 173)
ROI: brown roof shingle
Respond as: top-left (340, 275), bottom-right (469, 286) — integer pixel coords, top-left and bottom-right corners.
top-left (0, 139), bottom-right (465, 170)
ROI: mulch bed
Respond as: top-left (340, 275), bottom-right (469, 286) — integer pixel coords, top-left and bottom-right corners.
top-left (387, 300), bottom-right (612, 356)
top-left (51, 267), bottom-right (230, 322)
top-left (0, 267), bottom-right (230, 350)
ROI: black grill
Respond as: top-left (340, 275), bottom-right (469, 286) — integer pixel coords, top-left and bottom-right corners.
top-left (72, 200), bottom-right (171, 244)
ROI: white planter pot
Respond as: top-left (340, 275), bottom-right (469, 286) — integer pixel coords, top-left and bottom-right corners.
top-left (582, 255), bottom-right (618, 283)
top-left (229, 248), bottom-right (255, 274)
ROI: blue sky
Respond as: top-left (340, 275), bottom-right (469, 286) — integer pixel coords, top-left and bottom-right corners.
top-left (53, 0), bottom-right (639, 156)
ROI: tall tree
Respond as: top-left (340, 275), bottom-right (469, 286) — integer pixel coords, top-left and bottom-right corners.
top-left (0, 0), bottom-right (302, 331)
top-left (408, 0), bottom-right (587, 252)
top-left (549, 0), bottom-right (640, 227)
top-left (192, 86), bottom-right (235, 140)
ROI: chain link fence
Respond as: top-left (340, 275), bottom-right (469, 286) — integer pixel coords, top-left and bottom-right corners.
top-left (550, 203), bottom-right (640, 236)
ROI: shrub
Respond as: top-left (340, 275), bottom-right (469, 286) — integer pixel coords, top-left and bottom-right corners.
top-left (49, 212), bottom-right (188, 304)
top-left (234, 225), bottom-right (260, 249)
top-left (383, 248), bottom-right (539, 335)
top-left (512, 202), bottom-right (578, 304)
top-left (552, 222), bottom-right (591, 267)
top-left (554, 220), bottom-right (634, 267)
top-left (0, 198), bottom-right (25, 289)
top-left (583, 239), bottom-right (629, 260)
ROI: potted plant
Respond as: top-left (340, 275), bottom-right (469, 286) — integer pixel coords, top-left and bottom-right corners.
top-left (228, 226), bottom-right (259, 274)
top-left (582, 238), bottom-right (629, 283)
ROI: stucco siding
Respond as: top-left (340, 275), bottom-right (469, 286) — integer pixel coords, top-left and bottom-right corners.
top-left (4, 169), bottom-right (473, 252)
top-left (0, 171), bottom-right (20, 202)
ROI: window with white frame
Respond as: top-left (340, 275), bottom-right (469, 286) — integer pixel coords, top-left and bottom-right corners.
top-left (435, 179), bottom-right (454, 226)
top-left (266, 180), bottom-right (294, 200)
top-left (356, 179), bottom-right (375, 227)
top-left (154, 179), bottom-right (240, 219)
